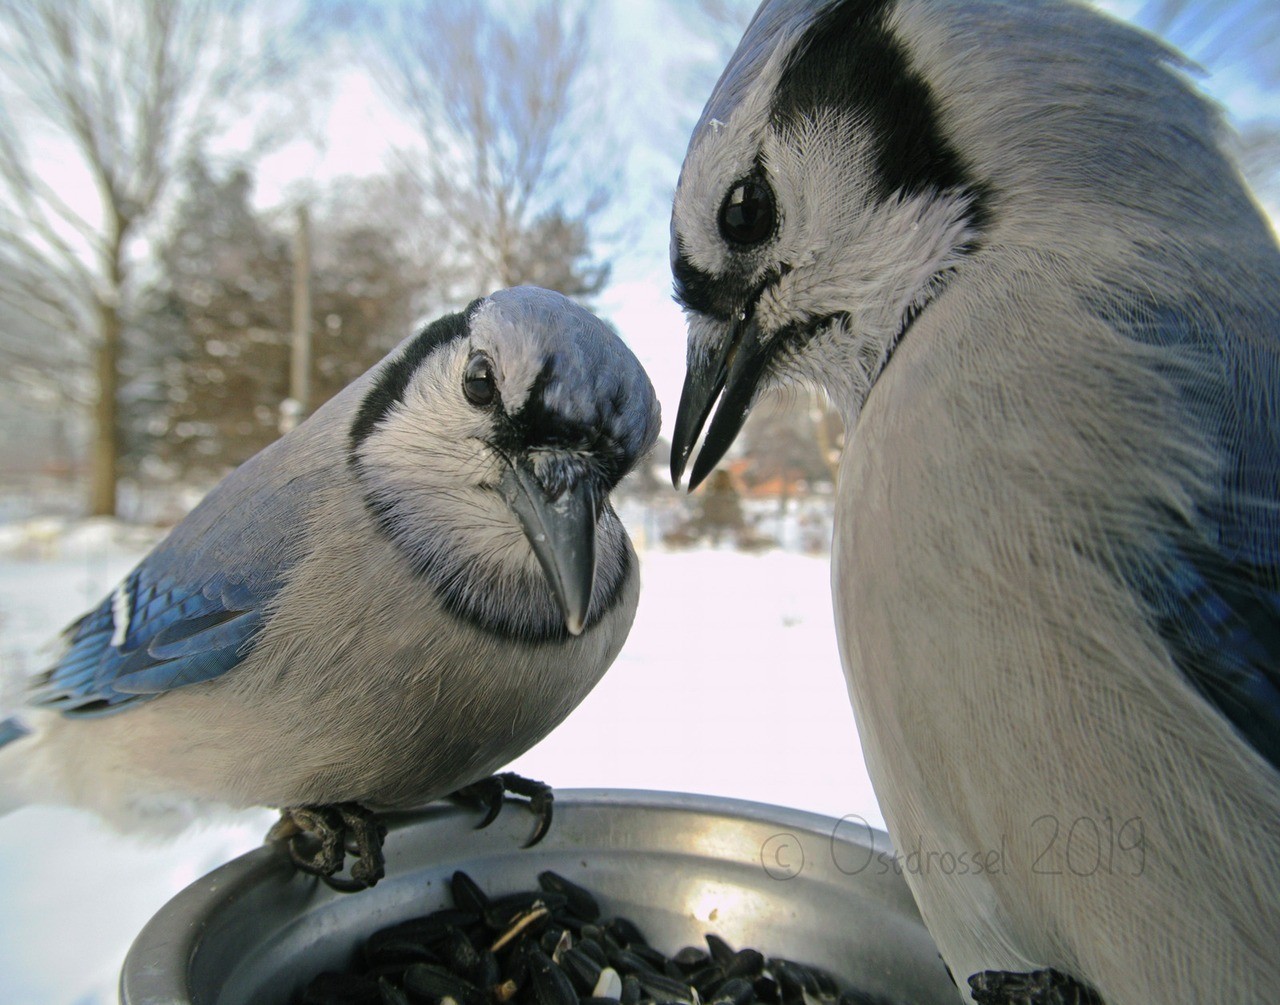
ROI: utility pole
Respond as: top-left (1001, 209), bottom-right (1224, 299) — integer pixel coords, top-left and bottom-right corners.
top-left (283, 204), bottom-right (312, 433)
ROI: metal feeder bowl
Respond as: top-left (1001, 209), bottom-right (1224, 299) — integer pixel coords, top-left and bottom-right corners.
top-left (121, 789), bottom-right (960, 1004)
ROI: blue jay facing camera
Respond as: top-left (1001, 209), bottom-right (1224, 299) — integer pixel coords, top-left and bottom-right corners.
top-left (669, 1), bottom-right (1280, 1002)
top-left (0, 286), bottom-right (660, 889)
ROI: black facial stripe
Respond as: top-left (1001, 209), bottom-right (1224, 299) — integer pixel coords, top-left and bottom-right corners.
top-left (778, 311), bottom-right (853, 360)
top-left (476, 358), bottom-right (631, 491)
top-left (768, 254), bottom-right (954, 393)
top-left (497, 415), bottom-right (629, 494)
top-left (351, 429), bottom-right (630, 643)
top-left (433, 517), bottom-right (633, 645)
top-left (672, 245), bottom-right (741, 321)
top-left (363, 488), bottom-right (633, 645)
top-left (348, 297), bottom-right (487, 459)
top-left (508, 356), bottom-right (556, 441)
top-left (884, 263), bottom-right (958, 363)
top-left (773, 0), bottom-right (990, 227)
top-left (673, 249), bottom-right (795, 329)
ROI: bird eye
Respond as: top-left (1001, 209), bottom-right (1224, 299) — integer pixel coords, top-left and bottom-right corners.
top-left (463, 352), bottom-right (497, 408)
top-left (718, 174), bottom-right (776, 246)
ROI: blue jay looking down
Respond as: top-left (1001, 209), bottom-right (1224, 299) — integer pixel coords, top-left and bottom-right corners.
top-left (669, 1), bottom-right (1280, 1003)
top-left (0, 286), bottom-right (660, 889)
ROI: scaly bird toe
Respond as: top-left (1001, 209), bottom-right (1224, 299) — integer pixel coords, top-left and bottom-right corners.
top-left (267, 801), bottom-right (387, 892)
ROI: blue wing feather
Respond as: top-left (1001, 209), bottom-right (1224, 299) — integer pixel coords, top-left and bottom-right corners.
top-left (29, 565), bottom-right (272, 716)
top-left (148, 609), bottom-right (255, 658)
top-left (21, 368), bottom-right (360, 720)
top-left (1142, 525), bottom-right (1280, 771)
top-left (1106, 297), bottom-right (1280, 772)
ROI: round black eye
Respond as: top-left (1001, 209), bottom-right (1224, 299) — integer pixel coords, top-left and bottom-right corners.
top-left (463, 352), bottom-right (497, 408)
top-left (718, 174), bottom-right (776, 246)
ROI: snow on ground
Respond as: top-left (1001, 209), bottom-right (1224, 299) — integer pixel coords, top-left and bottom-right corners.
top-left (0, 520), bottom-right (881, 1005)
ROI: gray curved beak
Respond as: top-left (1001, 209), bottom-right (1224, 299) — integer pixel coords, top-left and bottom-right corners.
top-left (671, 315), bottom-right (771, 492)
top-left (500, 463), bottom-right (598, 636)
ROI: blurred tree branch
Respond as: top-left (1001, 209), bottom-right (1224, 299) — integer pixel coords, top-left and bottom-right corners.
top-left (365, 0), bottom-right (616, 299)
top-left (0, 0), bottom-right (291, 516)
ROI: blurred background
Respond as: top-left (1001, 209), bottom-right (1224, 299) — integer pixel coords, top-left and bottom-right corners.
top-left (0, 1), bottom-right (1275, 1001)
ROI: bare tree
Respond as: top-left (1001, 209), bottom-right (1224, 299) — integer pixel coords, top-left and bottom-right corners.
top-left (0, 0), bottom-right (282, 516)
top-left (368, 1), bottom-right (615, 300)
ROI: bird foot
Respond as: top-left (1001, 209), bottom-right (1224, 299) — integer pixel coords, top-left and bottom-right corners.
top-left (267, 801), bottom-right (388, 892)
top-left (969, 969), bottom-right (1104, 1005)
top-left (449, 771), bottom-right (554, 847)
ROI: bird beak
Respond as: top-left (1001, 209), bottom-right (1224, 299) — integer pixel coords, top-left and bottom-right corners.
top-left (500, 462), bottom-right (598, 636)
top-left (671, 315), bottom-right (772, 492)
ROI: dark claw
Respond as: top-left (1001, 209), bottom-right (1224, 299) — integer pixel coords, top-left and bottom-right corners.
top-left (969, 968), bottom-right (1105, 1005)
top-left (524, 791), bottom-right (553, 846)
top-left (267, 801), bottom-right (388, 891)
top-left (451, 775), bottom-right (509, 829)
top-left (498, 772), bottom-right (554, 847)
top-left (449, 772), bottom-right (554, 847)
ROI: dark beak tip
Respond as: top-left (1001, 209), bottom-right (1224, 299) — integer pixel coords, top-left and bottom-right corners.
top-left (686, 458), bottom-right (713, 494)
top-left (501, 465), bottom-right (598, 637)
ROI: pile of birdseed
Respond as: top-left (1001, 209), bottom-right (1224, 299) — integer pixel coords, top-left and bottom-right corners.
top-left (296, 869), bottom-right (893, 1005)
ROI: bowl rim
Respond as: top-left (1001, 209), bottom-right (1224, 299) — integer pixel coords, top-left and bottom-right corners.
top-left (120, 788), bottom-right (908, 1005)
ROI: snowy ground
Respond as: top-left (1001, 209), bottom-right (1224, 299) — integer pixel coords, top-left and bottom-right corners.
top-left (0, 519), bottom-right (881, 1005)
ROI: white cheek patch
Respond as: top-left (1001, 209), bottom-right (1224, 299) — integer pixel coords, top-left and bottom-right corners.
top-left (692, 101), bottom-right (981, 413)
top-left (766, 110), bottom-right (882, 263)
top-left (468, 301), bottom-right (540, 416)
top-left (357, 345), bottom-right (500, 492)
top-left (672, 34), bottom-right (801, 280)
top-left (752, 105), bottom-right (980, 329)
